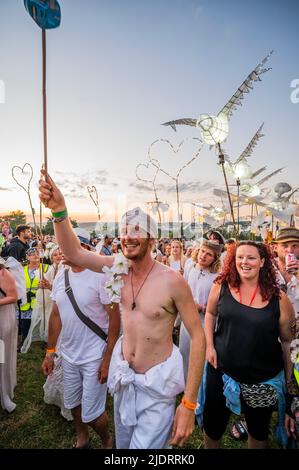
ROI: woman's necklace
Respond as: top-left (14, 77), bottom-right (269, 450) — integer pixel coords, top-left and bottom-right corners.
top-left (196, 264), bottom-right (206, 279)
top-left (130, 260), bottom-right (156, 310)
top-left (238, 284), bottom-right (259, 306)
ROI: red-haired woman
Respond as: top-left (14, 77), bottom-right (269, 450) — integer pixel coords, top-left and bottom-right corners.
top-left (203, 241), bottom-right (296, 449)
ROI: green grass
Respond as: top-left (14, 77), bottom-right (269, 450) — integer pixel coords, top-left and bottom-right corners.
top-left (0, 342), bottom-right (281, 449)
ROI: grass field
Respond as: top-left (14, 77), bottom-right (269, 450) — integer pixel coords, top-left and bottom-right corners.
top-left (0, 342), bottom-right (281, 449)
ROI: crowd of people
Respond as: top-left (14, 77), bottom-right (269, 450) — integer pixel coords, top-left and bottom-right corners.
top-left (0, 177), bottom-right (298, 449)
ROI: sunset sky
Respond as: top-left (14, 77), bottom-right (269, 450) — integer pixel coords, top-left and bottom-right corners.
top-left (0, 0), bottom-right (298, 224)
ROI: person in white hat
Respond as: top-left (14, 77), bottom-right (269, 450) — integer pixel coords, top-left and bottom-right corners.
top-left (39, 173), bottom-right (206, 449)
top-left (41, 227), bottom-right (120, 448)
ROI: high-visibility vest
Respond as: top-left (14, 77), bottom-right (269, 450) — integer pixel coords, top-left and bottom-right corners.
top-left (294, 355), bottom-right (299, 386)
top-left (20, 263), bottom-right (49, 312)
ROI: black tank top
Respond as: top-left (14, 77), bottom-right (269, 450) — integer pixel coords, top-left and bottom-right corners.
top-left (214, 283), bottom-right (284, 384)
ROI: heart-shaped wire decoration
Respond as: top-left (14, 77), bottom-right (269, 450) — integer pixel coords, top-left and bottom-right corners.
top-left (87, 185), bottom-right (101, 220)
top-left (12, 163), bottom-right (34, 194)
top-left (87, 185), bottom-right (99, 207)
top-left (135, 159), bottom-right (160, 185)
top-left (148, 137), bottom-right (203, 181)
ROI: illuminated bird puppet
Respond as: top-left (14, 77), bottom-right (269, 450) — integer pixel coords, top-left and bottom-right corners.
top-left (223, 123), bottom-right (266, 179)
top-left (162, 51), bottom-right (274, 233)
top-left (162, 51), bottom-right (273, 145)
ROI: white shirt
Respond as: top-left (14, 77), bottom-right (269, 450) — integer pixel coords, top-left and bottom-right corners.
top-left (51, 268), bottom-right (111, 365)
top-left (183, 258), bottom-right (194, 279)
top-left (169, 260), bottom-right (181, 271)
top-left (185, 265), bottom-right (217, 308)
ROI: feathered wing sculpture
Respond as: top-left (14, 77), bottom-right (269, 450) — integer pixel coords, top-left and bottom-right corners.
top-left (234, 123), bottom-right (265, 165)
top-left (162, 51), bottom-right (273, 145)
top-left (223, 123), bottom-right (266, 177)
top-left (255, 168), bottom-right (284, 187)
top-left (217, 51), bottom-right (273, 119)
top-left (241, 167), bottom-right (284, 196)
top-left (250, 167), bottom-right (267, 179)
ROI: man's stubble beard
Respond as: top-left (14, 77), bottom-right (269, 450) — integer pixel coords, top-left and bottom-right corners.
top-left (122, 240), bottom-right (151, 261)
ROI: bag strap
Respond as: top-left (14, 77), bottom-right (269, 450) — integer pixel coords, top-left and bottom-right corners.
top-left (64, 268), bottom-right (107, 342)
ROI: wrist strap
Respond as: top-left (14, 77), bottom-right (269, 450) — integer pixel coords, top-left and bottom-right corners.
top-left (51, 209), bottom-right (68, 218)
top-left (181, 395), bottom-right (197, 411)
top-left (46, 348), bottom-right (56, 354)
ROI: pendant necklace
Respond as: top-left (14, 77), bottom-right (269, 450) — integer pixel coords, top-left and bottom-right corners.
top-left (130, 260), bottom-right (156, 310)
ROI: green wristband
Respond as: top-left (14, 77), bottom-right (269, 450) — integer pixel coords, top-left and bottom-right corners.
top-left (51, 209), bottom-right (68, 218)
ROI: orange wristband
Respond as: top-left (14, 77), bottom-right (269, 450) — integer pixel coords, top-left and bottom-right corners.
top-left (46, 348), bottom-right (56, 354)
top-left (181, 395), bottom-right (197, 411)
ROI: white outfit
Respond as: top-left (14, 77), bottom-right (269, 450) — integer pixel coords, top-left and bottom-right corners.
top-left (43, 353), bottom-right (73, 421)
top-left (107, 337), bottom-right (185, 449)
top-left (180, 266), bottom-right (217, 380)
top-left (0, 290), bottom-right (17, 413)
top-left (276, 267), bottom-right (299, 317)
top-left (169, 260), bottom-right (181, 272)
top-left (183, 258), bottom-right (194, 279)
top-left (49, 268), bottom-right (111, 419)
top-left (62, 357), bottom-right (107, 423)
top-left (51, 268), bottom-right (110, 364)
top-left (21, 264), bottom-right (62, 352)
top-left (4, 256), bottom-right (26, 305)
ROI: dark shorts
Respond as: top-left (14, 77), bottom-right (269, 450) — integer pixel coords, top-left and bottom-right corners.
top-left (203, 363), bottom-right (274, 442)
top-left (19, 318), bottom-right (31, 340)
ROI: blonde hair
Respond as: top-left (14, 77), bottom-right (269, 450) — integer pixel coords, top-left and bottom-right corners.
top-left (192, 244), bottom-right (221, 274)
top-left (168, 240), bottom-right (186, 268)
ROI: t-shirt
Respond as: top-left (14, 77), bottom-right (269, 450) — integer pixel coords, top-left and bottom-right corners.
top-left (186, 267), bottom-right (217, 306)
top-left (169, 260), bottom-right (181, 271)
top-left (51, 268), bottom-right (111, 364)
top-left (183, 258), bottom-right (194, 279)
top-left (100, 245), bottom-right (112, 256)
top-left (185, 266), bottom-right (217, 324)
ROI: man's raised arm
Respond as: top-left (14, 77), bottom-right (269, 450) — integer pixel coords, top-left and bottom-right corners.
top-left (39, 170), bottom-right (113, 272)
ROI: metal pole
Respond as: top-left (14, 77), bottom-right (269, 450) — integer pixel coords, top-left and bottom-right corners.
top-left (218, 144), bottom-right (237, 236)
top-left (236, 177), bottom-right (240, 238)
top-left (175, 179), bottom-right (183, 239)
top-left (42, 29), bottom-right (48, 176)
top-left (41, 28), bottom-right (47, 338)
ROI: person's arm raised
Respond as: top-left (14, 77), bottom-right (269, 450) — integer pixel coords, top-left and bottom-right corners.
top-left (39, 169), bottom-right (113, 272)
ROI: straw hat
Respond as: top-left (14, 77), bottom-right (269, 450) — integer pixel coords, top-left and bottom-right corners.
top-left (272, 227), bottom-right (299, 243)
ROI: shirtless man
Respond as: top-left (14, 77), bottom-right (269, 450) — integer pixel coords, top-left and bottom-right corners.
top-left (39, 172), bottom-right (206, 449)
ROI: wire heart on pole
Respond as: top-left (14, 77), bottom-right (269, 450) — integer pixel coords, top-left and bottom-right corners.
top-left (12, 163), bottom-right (34, 193)
top-left (135, 159), bottom-right (163, 225)
top-left (147, 137), bottom-right (203, 238)
top-left (135, 159), bottom-right (160, 185)
top-left (87, 185), bottom-right (101, 220)
top-left (147, 137), bottom-right (203, 180)
top-left (11, 162), bottom-right (38, 235)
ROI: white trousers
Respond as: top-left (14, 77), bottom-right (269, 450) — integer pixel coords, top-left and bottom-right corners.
top-left (107, 337), bottom-right (185, 449)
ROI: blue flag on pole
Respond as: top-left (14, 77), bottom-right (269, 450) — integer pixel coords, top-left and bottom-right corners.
top-left (24, 0), bottom-right (61, 29)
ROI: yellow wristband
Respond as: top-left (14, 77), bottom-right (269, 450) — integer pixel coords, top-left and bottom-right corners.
top-left (181, 395), bottom-right (197, 411)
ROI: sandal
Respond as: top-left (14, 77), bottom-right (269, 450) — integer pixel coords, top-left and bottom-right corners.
top-left (230, 420), bottom-right (248, 441)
